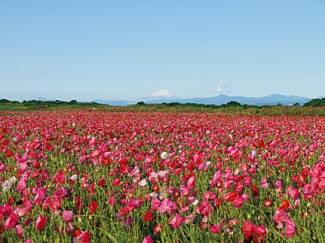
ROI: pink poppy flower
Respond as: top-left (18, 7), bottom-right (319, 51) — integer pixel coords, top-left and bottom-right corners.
top-left (287, 186), bottom-right (299, 200)
top-left (62, 210), bottom-right (74, 222)
top-left (15, 224), bottom-right (24, 238)
top-left (169, 213), bottom-right (184, 228)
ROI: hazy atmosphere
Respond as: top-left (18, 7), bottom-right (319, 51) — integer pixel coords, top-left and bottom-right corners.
top-left (1, 0), bottom-right (324, 101)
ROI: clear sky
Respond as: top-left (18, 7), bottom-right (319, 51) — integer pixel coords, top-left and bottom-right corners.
top-left (0, 0), bottom-right (324, 101)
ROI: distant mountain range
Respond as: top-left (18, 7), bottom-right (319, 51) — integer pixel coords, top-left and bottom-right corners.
top-left (95, 94), bottom-right (311, 106)
top-left (93, 99), bottom-right (133, 106)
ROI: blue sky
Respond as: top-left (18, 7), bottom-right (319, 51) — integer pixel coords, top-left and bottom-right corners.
top-left (0, 0), bottom-right (324, 101)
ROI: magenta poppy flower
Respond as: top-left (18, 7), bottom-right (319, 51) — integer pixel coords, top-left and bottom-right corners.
top-left (143, 235), bottom-right (154, 243)
top-left (210, 224), bottom-right (221, 234)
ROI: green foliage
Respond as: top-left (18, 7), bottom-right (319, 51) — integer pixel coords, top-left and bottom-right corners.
top-left (303, 98), bottom-right (325, 107)
top-left (0, 99), bottom-right (324, 116)
top-left (224, 101), bottom-right (241, 107)
top-left (0, 99), bottom-right (106, 111)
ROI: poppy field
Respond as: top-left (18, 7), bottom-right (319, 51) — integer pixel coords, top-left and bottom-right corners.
top-left (0, 111), bottom-right (324, 242)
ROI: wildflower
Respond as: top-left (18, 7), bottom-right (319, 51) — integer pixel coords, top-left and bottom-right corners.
top-left (279, 200), bottom-right (290, 211)
top-left (160, 152), bottom-right (169, 160)
top-left (89, 201), bottom-right (98, 214)
top-left (169, 213), bottom-right (184, 228)
top-left (287, 186), bottom-right (299, 200)
top-left (16, 179), bottom-right (27, 192)
top-left (70, 174), bottom-right (78, 181)
top-left (143, 235), bottom-right (154, 243)
top-left (143, 211), bottom-right (153, 222)
top-left (4, 213), bottom-right (19, 230)
top-left (192, 199), bottom-right (199, 206)
top-left (263, 198), bottom-right (273, 207)
top-left (35, 215), bottom-right (47, 231)
top-left (15, 224), bottom-right (24, 238)
top-left (158, 198), bottom-right (177, 214)
top-left (153, 224), bottom-right (162, 234)
top-left (186, 176), bottom-right (196, 188)
top-left (62, 210), bottom-right (74, 222)
top-left (210, 224), bottom-right (221, 234)
top-left (73, 230), bottom-right (91, 243)
top-left (138, 178), bottom-right (148, 187)
top-left (273, 209), bottom-right (296, 237)
top-left (242, 220), bottom-right (267, 242)
top-left (2, 176), bottom-right (17, 192)
top-left (260, 177), bottom-right (269, 189)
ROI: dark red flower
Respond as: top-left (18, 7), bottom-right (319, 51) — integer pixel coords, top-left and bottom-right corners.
top-left (143, 211), bottom-right (153, 222)
top-left (89, 201), bottom-right (98, 214)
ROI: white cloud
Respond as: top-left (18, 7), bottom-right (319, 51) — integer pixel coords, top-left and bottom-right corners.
top-left (151, 89), bottom-right (172, 97)
top-left (210, 82), bottom-right (229, 95)
top-left (216, 82), bottom-right (227, 92)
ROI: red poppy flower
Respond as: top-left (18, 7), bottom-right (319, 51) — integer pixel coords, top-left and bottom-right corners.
top-left (89, 201), bottom-right (98, 214)
top-left (4, 213), bottom-right (19, 230)
top-left (143, 211), bottom-right (153, 222)
top-left (279, 200), bottom-right (290, 211)
top-left (263, 198), bottom-right (273, 208)
top-left (35, 215), bottom-right (47, 231)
